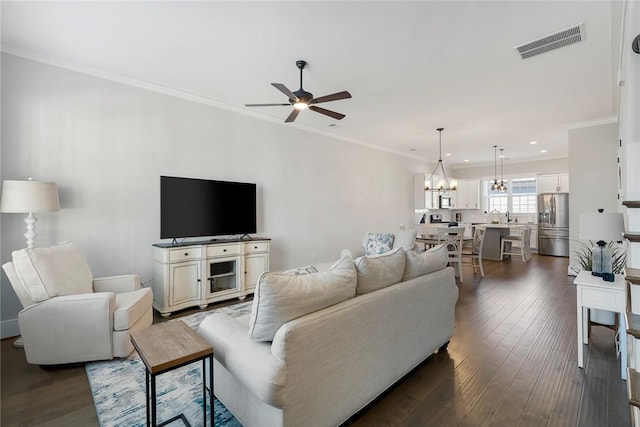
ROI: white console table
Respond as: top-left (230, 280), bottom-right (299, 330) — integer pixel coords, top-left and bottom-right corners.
top-left (152, 238), bottom-right (270, 317)
top-left (574, 270), bottom-right (627, 380)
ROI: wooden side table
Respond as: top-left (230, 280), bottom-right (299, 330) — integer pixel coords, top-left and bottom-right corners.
top-left (131, 321), bottom-right (214, 426)
top-left (574, 270), bottom-right (627, 380)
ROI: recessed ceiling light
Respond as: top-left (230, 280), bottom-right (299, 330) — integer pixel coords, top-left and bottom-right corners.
top-left (446, 153), bottom-right (451, 157)
top-left (530, 141), bottom-right (537, 145)
top-left (464, 159), bottom-right (469, 162)
top-left (410, 148), bottom-right (417, 152)
top-left (540, 149), bottom-right (547, 153)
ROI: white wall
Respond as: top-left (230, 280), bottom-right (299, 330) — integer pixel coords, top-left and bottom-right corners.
top-left (452, 157), bottom-right (569, 180)
top-left (0, 54), bottom-right (426, 337)
top-left (568, 122), bottom-right (619, 270)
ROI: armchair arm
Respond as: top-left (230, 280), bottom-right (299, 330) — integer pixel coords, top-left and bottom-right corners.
top-left (18, 292), bottom-right (116, 364)
top-left (93, 274), bottom-right (142, 294)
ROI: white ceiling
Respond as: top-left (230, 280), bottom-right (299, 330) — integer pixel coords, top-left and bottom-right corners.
top-left (1, 1), bottom-right (622, 168)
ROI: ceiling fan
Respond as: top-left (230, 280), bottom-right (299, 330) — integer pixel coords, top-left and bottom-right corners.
top-left (245, 60), bottom-right (352, 123)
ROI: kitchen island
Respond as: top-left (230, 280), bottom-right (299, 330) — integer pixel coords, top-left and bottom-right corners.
top-left (475, 224), bottom-right (529, 261)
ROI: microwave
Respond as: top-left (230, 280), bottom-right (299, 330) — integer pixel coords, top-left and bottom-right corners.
top-left (439, 195), bottom-right (452, 209)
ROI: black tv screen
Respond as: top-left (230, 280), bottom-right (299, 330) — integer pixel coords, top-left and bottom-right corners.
top-left (160, 176), bottom-right (257, 239)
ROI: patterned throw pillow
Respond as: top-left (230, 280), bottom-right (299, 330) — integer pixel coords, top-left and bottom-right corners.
top-left (364, 233), bottom-right (395, 256)
top-left (282, 265), bottom-right (319, 276)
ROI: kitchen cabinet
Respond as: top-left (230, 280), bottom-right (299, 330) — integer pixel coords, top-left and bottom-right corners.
top-left (414, 174), bottom-right (438, 209)
top-left (538, 173), bottom-right (569, 193)
top-left (454, 179), bottom-right (480, 209)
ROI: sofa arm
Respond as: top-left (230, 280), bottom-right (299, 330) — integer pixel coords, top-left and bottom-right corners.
top-left (18, 292), bottom-right (116, 364)
top-left (93, 274), bottom-right (142, 294)
top-left (198, 313), bottom-right (286, 407)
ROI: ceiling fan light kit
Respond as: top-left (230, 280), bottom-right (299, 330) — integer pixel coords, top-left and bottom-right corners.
top-left (425, 128), bottom-right (456, 192)
top-left (245, 60), bottom-right (351, 123)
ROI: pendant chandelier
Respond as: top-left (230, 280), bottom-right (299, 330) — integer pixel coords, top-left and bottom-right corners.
top-left (498, 148), bottom-right (507, 192)
top-left (425, 128), bottom-right (457, 192)
top-left (491, 145), bottom-right (499, 191)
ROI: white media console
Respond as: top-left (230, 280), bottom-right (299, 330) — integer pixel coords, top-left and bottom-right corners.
top-left (152, 238), bottom-right (270, 317)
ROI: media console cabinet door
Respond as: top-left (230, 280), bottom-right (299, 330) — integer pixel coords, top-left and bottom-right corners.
top-left (245, 253), bottom-right (269, 291)
top-left (169, 261), bottom-right (201, 306)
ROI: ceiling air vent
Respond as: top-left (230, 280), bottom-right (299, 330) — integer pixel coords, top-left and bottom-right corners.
top-left (515, 23), bottom-right (585, 59)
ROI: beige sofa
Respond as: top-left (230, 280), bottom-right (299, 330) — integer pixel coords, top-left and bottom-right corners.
top-left (198, 246), bottom-right (458, 427)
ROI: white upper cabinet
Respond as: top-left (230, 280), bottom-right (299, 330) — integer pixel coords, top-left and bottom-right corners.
top-left (538, 173), bottom-right (569, 193)
top-left (454, 179), bottom-right (480, 209)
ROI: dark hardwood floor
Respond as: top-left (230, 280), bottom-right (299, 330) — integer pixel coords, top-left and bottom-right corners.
top-left (1, 254), bottom-right (631, 426)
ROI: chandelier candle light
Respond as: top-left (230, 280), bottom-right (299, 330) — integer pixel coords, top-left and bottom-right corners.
top-left (425, 128), bottom-right (457, 192)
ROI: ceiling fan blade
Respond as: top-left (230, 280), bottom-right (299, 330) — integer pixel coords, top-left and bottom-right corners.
top-left (310, 91), bottom-right (352, 104)
top-left (245, 103), bottom-right (291, 107)
top-left (271, 83), bottom-right (298, 101)
top-left (284, 109), bottom-right (301, 123)
top-left (309, 105), bottom-right (346, 120)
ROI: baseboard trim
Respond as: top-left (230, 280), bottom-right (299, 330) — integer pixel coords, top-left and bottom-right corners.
top-left (1, 318), bottom-right (20, 339)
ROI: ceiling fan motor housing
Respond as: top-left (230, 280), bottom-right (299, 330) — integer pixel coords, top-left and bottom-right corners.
top-left (293, 89), bottom-right (313, 103)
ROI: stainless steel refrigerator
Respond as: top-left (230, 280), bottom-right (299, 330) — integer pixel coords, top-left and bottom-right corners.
top-left (537, 193), bottom-right (569, 257)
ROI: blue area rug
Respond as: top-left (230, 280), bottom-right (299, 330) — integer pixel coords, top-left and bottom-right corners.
top-left (86, 302), bottom-right (252, 427)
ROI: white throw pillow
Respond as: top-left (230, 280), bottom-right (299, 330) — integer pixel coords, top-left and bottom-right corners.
top-left (402, 244), bottom-right (449, 281)
top-left (11, 241), bottom-right (93, 302)
top-left (248, 257), bottom-right (357, 342)
top-left (363, 233), bottom-right (395, 256)
top-left (354, 247), bottom-right (406, 295)
top-left (393, 229), bottom-right (418, 251)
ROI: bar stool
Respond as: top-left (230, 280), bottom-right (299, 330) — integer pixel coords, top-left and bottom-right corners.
top-left (500, 226), bottom-right (531, 262)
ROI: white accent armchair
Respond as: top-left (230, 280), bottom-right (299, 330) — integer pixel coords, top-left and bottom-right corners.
top-left (2, 241), bottom-right (153, 365)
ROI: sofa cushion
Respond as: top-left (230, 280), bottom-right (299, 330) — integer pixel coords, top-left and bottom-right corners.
top-left (11, 242), bottom-right (93, 303)
top-left (402, 244), bottom-right (449, 281)
top-left (364, 233), bottom-right (394, 256)
top-left (355, 247), bottom-right (406, 295)
top-left (113, 287), bottom-right (153, 331)
top-left (248, 256), bottom-right (357, 342)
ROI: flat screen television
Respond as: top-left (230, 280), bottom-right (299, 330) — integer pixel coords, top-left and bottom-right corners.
top-left (160, 176), bottom-right (257, 239)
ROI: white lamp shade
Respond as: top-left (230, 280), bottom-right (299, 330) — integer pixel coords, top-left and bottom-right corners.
top-left (579, 212), bottom-right (624, 242)
top-left (0, 180), bottom-right (60, 213)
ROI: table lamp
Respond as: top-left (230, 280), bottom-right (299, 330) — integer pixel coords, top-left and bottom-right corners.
top-left (0, 178), bottom-right (60, 248)
top-left (579, 209), bottom-right (624, 282)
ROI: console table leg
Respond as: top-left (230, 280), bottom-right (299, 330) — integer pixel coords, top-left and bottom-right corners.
top-left (146, 370), bottom-right (151, 426)
top-left (151, 373), bottom-right (157, 426)
top-left (209, 356), bottom-right (214, 427)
